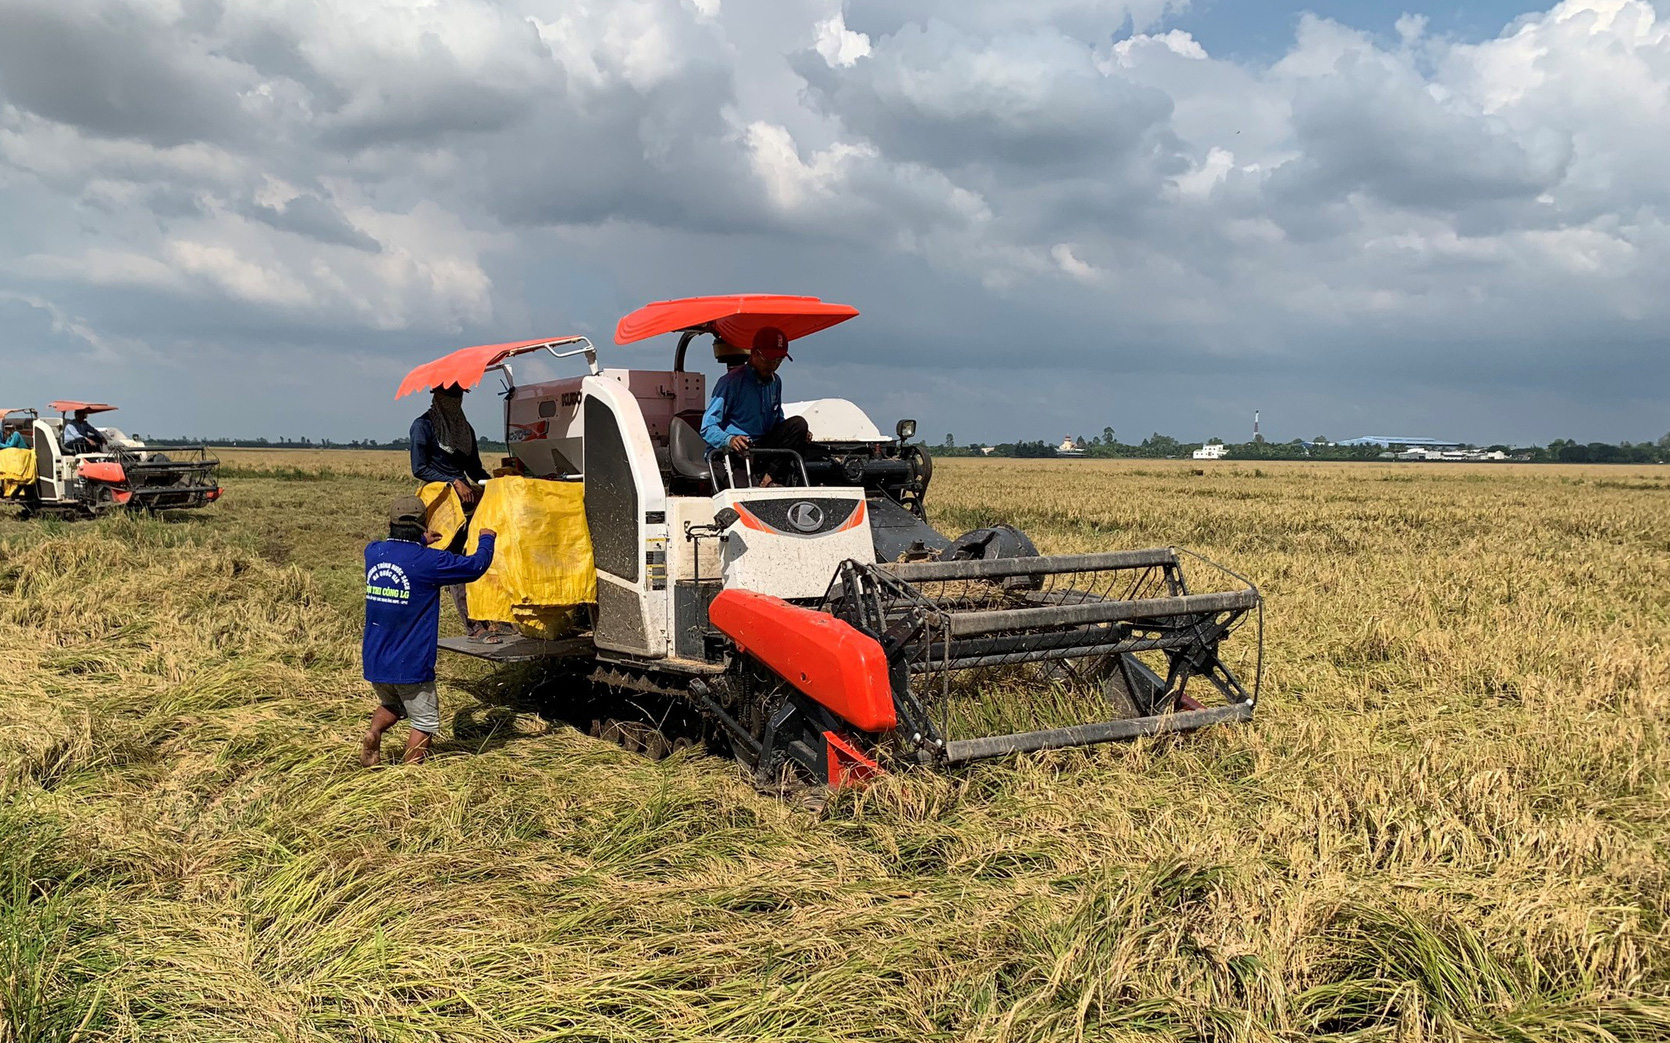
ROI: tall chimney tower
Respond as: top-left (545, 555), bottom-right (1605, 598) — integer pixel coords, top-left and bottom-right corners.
top-left (1254, 410), bottom-right (1263, 444)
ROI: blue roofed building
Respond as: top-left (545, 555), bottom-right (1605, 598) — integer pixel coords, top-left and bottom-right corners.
top-left (1337, 436), bottom-right (1463, 448)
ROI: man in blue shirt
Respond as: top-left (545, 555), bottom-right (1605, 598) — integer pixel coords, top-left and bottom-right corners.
top-left (361, 494), bottom-right (497, 766)
top-left (700, 326), bottom-right (811, 486)
top-left (409, 382), bottom-right (504, 642)
top-left (410, 384), bottom-right (491, 501)
top-left (62, 410), bottom-right (107, 455)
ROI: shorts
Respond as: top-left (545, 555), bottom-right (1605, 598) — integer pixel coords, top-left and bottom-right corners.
top-left (372, 680), bottom-right (441, 734)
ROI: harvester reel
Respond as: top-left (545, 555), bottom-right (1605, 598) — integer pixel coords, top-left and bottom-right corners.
top-left (816, 547), bottom-right (1260, 769)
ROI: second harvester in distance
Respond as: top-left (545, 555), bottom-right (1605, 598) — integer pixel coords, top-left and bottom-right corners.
top-left (1, 401), bottom-right (221, 518)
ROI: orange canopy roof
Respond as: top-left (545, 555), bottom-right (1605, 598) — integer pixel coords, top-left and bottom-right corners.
top-left (49, 401), bottom-right (117, 414)
top-left (395, 337), bottom-right (586, 399)
top-left (614, 295), bottom-right (858, 347)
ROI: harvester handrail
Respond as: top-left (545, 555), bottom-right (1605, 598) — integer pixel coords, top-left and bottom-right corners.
top-left (883, 547), bottom-right (1177, 582)
top-left (541, 337), bottom-right (598, 374)
top-left (944, 588), bottom-right (1260, 637)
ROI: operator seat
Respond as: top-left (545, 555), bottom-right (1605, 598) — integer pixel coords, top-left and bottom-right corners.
top-left (667, 417), bottom-right (712, 481)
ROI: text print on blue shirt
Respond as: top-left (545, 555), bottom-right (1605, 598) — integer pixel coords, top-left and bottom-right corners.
top-left (367, 562), bottom-right (412, 604)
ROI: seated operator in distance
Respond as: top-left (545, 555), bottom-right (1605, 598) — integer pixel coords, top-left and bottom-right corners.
top-left (1, 421), bottom-right (27, 450)
top-left (408, 383), bottom-right (504, 643)
top-left (700, 326), bottom-right (811, 487)
top-left (62, 409), bottom-right (107, 455)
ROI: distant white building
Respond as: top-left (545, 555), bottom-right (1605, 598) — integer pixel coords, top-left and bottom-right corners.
top-left (1193, 444), bottom-right (1228, 460)
top-left (1055, 436), bottom-right (1086, 457)
top-left (1391, 447), bottom-right (1508, 462)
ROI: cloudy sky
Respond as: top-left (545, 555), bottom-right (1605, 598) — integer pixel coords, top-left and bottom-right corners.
top-left (2, 0), bottom-right (1667, 446)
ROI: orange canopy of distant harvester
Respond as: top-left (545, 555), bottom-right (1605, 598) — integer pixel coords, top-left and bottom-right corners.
top-left (614, 295), bottom-right (859, 348)
top-left (49, 401), bottom-right (117, 414)
top-left (395, 337), bottom-right (587, 399)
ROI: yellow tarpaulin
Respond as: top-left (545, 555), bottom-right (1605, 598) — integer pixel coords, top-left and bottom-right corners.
top-left (464, 477), bottom-right (596, 634)
top-left (416, 482), bottom-right (466, 549)
top-left (0, 447), bottom-right (36, 497)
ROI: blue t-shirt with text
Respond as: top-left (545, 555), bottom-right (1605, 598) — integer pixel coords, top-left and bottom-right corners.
top-left (362, 534), bottom-right (495, 685)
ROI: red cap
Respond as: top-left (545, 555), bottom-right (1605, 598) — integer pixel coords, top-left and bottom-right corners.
top-left (751, 326), bottom-right (792, 361)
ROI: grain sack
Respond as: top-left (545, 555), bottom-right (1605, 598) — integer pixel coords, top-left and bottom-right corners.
top-left (416, 481), bottom-right (467, 549)
top-left (464, 477), bottom-right (595, 636)
top-left (0, 447), bottom-right (35, 497)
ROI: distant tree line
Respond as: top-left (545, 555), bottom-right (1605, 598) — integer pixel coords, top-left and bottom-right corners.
top-left (142, 428), bottom-right (1670, 464)
top-left (929, 431), bottom-right (1670, 463)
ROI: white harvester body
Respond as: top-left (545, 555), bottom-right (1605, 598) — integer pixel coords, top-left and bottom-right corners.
top-left (714, 487), bottom-right (873, 600)
top-left (513, 366), bottom-right (874, 662)
top-left (781, 399), bottom-right (886, 443)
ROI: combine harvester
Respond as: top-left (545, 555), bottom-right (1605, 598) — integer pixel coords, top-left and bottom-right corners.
top-left (400, 295), bottom-right (1261, 785)
top-left (1, 401), bottom-right (221, 517)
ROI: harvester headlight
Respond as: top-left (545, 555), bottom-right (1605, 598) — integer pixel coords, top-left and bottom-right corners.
top-left (896, 419), bottom-right (917, 442)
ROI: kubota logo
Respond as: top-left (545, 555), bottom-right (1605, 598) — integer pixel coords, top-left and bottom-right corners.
top-left (787, 501), bottom-right (824, 532)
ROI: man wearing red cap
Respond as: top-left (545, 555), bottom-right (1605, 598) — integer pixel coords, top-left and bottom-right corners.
top-left (699, 325), bottom-right (811, 486)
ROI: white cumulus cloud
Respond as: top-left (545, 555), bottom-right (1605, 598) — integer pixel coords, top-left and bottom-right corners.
top-left (0, 0), bottom-right (1667, 445)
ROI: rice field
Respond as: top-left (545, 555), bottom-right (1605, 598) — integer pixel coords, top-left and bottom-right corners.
top-left (2, 454), bottom-right (1667, 1041)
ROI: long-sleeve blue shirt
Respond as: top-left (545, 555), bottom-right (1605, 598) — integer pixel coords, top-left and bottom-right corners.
top-left (409, 415), bottom-right (490, 484)
top-left (363, 533), bottom-right (496, 684)
top-left (701, 366), bottom-right (784, 450)
top-left (63, 418), bottom-right (104, 450)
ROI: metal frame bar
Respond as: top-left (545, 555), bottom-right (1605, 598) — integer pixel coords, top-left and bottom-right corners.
top-left (709, 447), bottom-right (810, 489)
top-left (129, 484), bottom-right (221, 497)
top-left (943, 703), bottom-right (1253, 763)
top-left (885, 548), bottom-right (1178, 582)
top-left (491, 337), bottom-right (599, 400)
top-left (945, 588), bottom-right (1260, 637)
